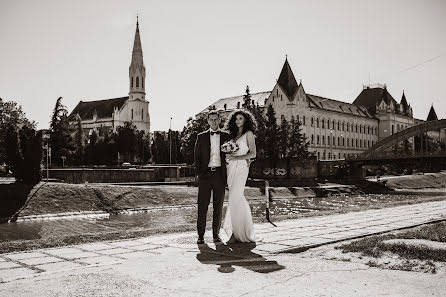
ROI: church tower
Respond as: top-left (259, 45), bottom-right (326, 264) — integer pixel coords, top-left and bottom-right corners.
top-left (129, 16), bottom-right (146, 101)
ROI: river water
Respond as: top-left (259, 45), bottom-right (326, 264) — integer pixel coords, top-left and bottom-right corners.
top-left (1, 193), bottom-right (445, 243)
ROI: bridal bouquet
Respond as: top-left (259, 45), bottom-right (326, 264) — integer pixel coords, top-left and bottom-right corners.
top-left (221, 139), bottom-right (239, 154)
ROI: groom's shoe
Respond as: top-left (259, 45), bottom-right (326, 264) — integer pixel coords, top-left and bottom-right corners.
top-left (213, 236), bottom-right (222, 244)
top-left (197, 237), bottom-right (205, 245)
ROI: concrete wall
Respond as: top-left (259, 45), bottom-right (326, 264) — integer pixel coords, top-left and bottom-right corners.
top-left (48, 166), bottom-right (195, 184)
top-left (249, 157), bottom-right (317, 180)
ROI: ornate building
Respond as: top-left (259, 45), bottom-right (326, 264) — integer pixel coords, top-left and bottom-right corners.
top-left (198, 58), bottom-right (429, 160)
top-left (69, 18), bottom-right (150, 134)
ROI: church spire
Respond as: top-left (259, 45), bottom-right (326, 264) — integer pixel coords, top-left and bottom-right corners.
top-left (129, 16), bottom-right (146, 99)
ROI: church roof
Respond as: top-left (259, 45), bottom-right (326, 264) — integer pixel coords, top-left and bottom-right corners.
top-left (277, 58), bottom-right (299, 98)
top-left (426, 105), bottom-right (438, 121)
top-left (353, 86), bottom-right (397, 115)
top-left (69, 97), bottom-right (128, 120)
top-left (307, 94), bottom-right (374, 118)
top-left (197, 92), bottom-right (271, 116)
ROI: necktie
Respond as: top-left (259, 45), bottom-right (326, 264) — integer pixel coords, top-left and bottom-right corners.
top-left (210, 131), bottom-right (220, 135)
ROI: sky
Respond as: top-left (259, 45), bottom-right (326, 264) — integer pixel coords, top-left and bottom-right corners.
top-left (1, 0), bottom-right (445, 132)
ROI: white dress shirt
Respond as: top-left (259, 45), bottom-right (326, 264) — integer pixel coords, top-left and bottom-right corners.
top-left (208, 129), bottom-right (221, 167)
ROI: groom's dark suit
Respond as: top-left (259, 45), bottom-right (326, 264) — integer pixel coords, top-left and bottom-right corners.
top-left (194, 129), bottom-right (230, 239)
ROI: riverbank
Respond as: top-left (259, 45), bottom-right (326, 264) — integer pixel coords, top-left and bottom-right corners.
top-left (2, 171), bottom-right (446, 222)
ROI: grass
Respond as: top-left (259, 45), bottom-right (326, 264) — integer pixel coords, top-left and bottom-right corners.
top-left (338, 221), bottom-right (446, 262)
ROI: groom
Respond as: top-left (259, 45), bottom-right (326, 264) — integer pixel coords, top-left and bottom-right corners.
top-left (194, 110), bottom-right (230, 244)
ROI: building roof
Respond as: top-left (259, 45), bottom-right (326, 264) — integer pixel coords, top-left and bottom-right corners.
top-left (353, 86), bottom-right (397, 115)
top-left (307, 94), bottom-right (374, 118)
top-left (197, 91), bottom-right (271, 116)
top-left (69, 96), bottom-right (129, 121)
top-left (277, 58), bottom-right (299, 98)
top-left (426, 105), bottom-right (438, 121)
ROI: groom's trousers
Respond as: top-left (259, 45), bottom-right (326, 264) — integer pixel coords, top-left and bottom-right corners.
top-left (197, 167), bottom-right (226, 238)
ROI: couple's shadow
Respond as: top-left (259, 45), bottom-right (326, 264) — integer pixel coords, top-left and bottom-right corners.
top-left (196, 242), bottom-right (285, 274)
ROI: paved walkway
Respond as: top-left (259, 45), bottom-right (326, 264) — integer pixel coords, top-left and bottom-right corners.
top-left (0, 200), bottom-right (445, 293)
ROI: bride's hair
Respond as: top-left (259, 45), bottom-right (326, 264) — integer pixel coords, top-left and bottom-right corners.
top-left (224, 109), bottom-right (257, 139)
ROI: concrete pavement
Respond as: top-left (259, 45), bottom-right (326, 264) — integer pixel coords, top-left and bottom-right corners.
top-left (0, 200), bottom-right (445, 296)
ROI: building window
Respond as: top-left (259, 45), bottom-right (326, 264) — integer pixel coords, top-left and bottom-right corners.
top-left (322, 119), bottom-right (325, 128)
top-left (328, 153), bottom-right (331, 160)
top-left (311, 117), bottom-right (314, 127)
top-left (342, 122), bottom-right (345, 131)
top-left (131, 109), bottom-right (134, 120)
top-left (131, 76), bottom-right (133, 87)
top-left (338, 137), bottom-right (340, 146)
top-left (328, 136), bottom-right (330, 145)
top-left (347, 138), bottom-right (349, 147)
top-left (322, 135), bottom-right (325, 145)
top-left (337, 121), bottom-right (340, 130)
top-left (368, 126), bottom-right (370, 134)
top-left (136, 77), bottom-right (139, 88)
top-left (368, 140), bottom-right (370, 148)
top-left (360, 139), bottom-right (362, 147)
top-left (303, 116), bottom-right (306, 125)
top-left (323, 151), bottom-right (326, 160)
top-left (351, 138), bottom-right (353, 147)
top-left (356, 139), bottom-right (358, 147)
top-left (347, 123), bottom-right (349, 132)
top-left (333, 120), bottom-right (335, 129)
top-left (311, 134), bottom-right (314, 144)
top-left (141, 109), bottom-right (143, 120)
top-left (342, 138), bottom-right (345, 146)
top-left (317, 135), bottom-right (320, 144)
top-left (316, 118), bottom-right (319, 128)
top-left (327, 120), bottom-right (330, 129)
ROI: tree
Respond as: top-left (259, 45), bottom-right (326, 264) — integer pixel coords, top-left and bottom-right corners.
top-left (5, 125), bottom-right (42, 184)
top-left (49, 97), bottom-right (74, 166)
top-left (0, 98), bottom-right (35, 164)
top-left (18, 127), bottom-right (42, 183)
top-left (264, 105), bottom-right (279, 162)
top-left (279, 116), bottom-right (288, 158)
top-left (179, 116), bottom-right (208, 164)
top-left (151, 132), bottom-right (169, 164)
top-left (73, 115), bottom-right (84, 165)
top-left (288, 116), bottom-right (309, 159)
top-left (242, 87), bottom-right (267, 159)
top-left (115, 122), bottom-right (138, 162)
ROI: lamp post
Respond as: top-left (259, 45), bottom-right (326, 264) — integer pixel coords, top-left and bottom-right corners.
top-left (169, 117), bottom-right (173, 164)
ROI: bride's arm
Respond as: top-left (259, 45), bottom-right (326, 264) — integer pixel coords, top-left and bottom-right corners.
top-left (228, 131), bottom-right (256, 160)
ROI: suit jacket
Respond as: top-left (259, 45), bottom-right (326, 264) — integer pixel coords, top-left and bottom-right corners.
top-left (194, 130), bottom-right (230, 179)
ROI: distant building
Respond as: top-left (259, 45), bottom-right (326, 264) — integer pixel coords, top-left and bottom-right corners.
top-left (198, 58), bottom-right (434, 160)
top-left (69, 18), bottom-right (150, 135)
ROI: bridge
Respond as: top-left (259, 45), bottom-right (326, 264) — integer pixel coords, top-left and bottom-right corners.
top-left (353, 119), bottom-right (446, 161)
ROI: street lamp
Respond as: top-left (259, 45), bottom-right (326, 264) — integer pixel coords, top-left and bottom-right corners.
top-left (169, 117), bottom-right (173, 164)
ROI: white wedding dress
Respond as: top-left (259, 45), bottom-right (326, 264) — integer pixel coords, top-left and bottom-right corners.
top-left (223, 133), bottom-right (256, 242)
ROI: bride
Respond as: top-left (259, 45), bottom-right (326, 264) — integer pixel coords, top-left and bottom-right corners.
top-left (223, 109), bottom-right (257, 243)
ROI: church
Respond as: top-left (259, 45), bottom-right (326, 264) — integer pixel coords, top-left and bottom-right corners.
top-left (68, 18), bottom-right (150, 135)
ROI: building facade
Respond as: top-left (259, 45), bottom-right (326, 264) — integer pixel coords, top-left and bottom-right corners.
top-left (69, 18), bottom-right (150, 135)
top-left (198, 58), bottom-right (431, 160)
